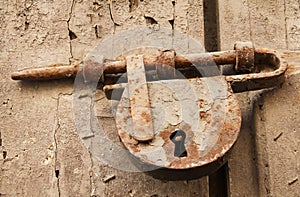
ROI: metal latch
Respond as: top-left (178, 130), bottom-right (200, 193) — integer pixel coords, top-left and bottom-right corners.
top-left (11, 42), bottom-right (287, 180)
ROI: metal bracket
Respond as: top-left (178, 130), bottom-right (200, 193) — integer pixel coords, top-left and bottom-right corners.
top-left (126, 55), bottom-right (154, 141)
top-left (11, 42), bottom-right (287, 94)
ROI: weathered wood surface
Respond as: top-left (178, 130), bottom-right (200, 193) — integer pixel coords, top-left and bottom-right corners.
top-left (0, 0), bottom-right (299, 196)
top-left (0, 0), bottom-right (209, 196)
top-left (253, 52), bottom-right (300, 197)
top-left (219, 0), bottom-right (300, 196)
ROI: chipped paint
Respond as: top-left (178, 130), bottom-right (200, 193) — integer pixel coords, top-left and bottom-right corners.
top-left (116, 76), bottom-right (241, 179)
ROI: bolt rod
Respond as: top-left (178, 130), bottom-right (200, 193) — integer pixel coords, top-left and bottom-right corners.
top-left (11, 50), bottom-right (237, 81)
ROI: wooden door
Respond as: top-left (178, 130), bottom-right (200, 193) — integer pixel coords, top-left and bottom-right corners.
top-left (0, 0), bottom-right (299, 196)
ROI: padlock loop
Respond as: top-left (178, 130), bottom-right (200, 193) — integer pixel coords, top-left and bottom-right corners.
top-left (226, 49), bottom-right (287, 92)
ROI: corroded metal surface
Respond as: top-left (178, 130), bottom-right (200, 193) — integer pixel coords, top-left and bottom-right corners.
top-left (115, 76), bottom-right (241, 179)
top-left (227, 49), bottom-right (288, 92)
top-left (104, 48), bottom-right (287, 96)
top-left (11, 43), bottom-right (287, 93)
top-left (10, 44), bottom-right (249, 81)
top-left (11, 64), bottom-right (79, 80)
top-left (11, 50), bottom-right (234, 80)
top-left (126, 55), bottom-right (154, 141)
top-left (234, 41), bottom-right (255, 73)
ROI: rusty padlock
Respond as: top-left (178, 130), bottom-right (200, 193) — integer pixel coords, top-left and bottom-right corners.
top-left (100, 42), bottom-right (287, 180)
top-left (11, 42), bottom-right (287, 180)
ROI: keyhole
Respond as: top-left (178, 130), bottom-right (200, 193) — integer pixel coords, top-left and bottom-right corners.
top-left (170, 130), bottom-right (187, 157)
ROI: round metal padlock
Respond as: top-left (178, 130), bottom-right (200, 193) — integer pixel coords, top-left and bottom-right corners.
top-left (115, 74), bottom-right (241, 180)
top-left (10, 27), bottom-right (287, 181)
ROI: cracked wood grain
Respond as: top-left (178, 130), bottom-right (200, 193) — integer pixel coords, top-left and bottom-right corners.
top-left (67, 0), bottom-right (75, 64)
top-left (54, 95), bottom-right (61, 197)
top-left (108, 0), bottom-right (120, 27)
top-left (1, 0), bottom-right (209, 196)
top-left (0, 0), bottom-right (299, 196)
top-left (53, 93), bottom-right (74, 197)
top-left (0, 1), bottom-right (70, 196)
top-left (55, 94), bottom-right (92, 196)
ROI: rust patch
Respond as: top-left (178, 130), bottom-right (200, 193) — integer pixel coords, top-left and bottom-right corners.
top-left (159, 127), bottom-right (175, 142)
top-left (234, 41), bottom-right (255, 73)
top-left (198, 99), bottom-right (205, 108)
top-left (141, 112), bottom-right (151, 124)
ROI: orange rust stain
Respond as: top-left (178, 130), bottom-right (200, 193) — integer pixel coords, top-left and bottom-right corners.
top-left (130, 97), bottom-right (136, 104)
top-left (141, 111), bottom-right (151, 123)
top-left (159, 128), bottom-right (173, 142)
top-left (200, 112), bottom-right (208, 119)
top-left (198, 99), bottom-right (205, 108)
top-left (119, 132), bottom-right (127, 139)
top-left (129, 144), bottom-right (140, 152)
top-left (134, 88), bottom-right (141, 94)
top-left (186, 142), bottom-right (199, 159)
top-left (145, 102), bottom-right (151, 108)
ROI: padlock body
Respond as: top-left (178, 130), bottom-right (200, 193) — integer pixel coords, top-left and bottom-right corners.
top-left (115, 76), bottom-right (241, 180)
